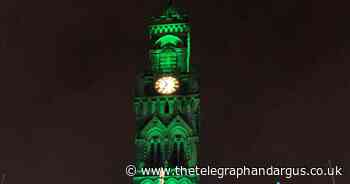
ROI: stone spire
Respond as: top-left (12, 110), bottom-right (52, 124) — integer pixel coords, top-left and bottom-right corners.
top-left (167, 0), bottom-right (174, 6)
top-left (149, 0), bottom-right (187, 23)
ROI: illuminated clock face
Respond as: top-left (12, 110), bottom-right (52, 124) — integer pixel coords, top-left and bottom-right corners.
top-left (154, 76), bottom-right (180, 95)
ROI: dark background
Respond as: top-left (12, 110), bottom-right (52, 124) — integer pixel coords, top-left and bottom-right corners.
top-left (0, 0), bottom-right (349, 183)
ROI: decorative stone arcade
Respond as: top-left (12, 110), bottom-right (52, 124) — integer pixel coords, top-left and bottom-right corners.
top-left (133, 1), bottom-right (200, 184)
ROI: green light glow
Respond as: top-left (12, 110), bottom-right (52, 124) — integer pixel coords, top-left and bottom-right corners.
top-left (159, 48), bottom-right (176, 72)
top-left (149, 23), bottom-right (189, 35)
top-left (156, 35), bottom-right (183, 48)
top-left (133, 1), bottom-right (199, 184)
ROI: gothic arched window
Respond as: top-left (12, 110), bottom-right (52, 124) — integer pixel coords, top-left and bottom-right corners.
top-left (146, 134), bottom-right (163, 168)
top-left (155, 35), bottom-right (183, 48)
top-left (169, 133), bottom-right (186, 167)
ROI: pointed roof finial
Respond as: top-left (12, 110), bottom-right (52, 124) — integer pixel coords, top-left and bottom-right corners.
top-left (151, 0), bottom-right (187, 23)
top-left (167, 0), bottom-right (174, 6)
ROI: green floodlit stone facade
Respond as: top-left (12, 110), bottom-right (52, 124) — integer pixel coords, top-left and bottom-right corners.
top-left (133, 1), bottom-right (200, 184)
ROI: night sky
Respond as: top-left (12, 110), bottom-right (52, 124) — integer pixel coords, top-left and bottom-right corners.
top-left (0, 0), bottom-right (349, 184)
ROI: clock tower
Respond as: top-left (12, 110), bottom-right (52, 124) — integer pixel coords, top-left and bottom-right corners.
top-left (133, 1), bottom-right (200, 184)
